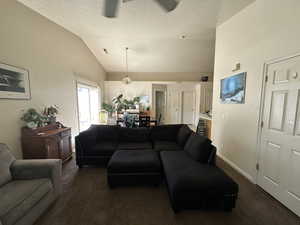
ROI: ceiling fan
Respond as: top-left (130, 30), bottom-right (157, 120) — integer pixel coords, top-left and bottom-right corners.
top-left (104, 0), bottom-right (179, 18)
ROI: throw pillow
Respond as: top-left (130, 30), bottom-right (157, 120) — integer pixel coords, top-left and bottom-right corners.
top-left (184, 133), bottom-right (212, 163)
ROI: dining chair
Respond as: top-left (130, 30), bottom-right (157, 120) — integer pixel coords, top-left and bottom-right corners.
top-left (139, 116), bottom-right (150, 127)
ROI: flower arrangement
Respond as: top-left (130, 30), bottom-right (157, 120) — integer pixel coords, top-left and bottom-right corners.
top-left (43, 105), bottom-right (59, 124)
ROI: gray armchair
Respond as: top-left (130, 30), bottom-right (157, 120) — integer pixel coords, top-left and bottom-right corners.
top-left (0, 143), bottom-right (62, 225)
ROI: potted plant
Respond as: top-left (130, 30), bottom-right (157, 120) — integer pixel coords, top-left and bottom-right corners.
top-left (21, 108), bottom-right (47, 129)
top-left (102, 103), bottom-right (115, 117)
top-left (112, 94), bottom-right (125, 112)
top-left (43, 105), bottom-right (59, 124)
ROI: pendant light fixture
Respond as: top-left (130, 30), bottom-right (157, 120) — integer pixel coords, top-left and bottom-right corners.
top-left (122, 47), bottom-right (132, 85)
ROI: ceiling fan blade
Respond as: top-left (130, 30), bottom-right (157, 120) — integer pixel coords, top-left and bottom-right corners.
top-left (104, 0), bottom-right (120, 18)
top-left (154, 0), bottom-right (178, 12)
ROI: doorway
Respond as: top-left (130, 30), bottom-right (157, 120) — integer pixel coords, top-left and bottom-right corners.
top-left (77, 82), bottom-right (100, 132)
top-left (155, 90), bottom-right (166, 124)
top-left (257, 53), bottom-right (300, 217)
top-left (152, 84), bottom-right (167, 124)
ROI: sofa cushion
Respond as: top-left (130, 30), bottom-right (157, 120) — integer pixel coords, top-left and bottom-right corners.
top-left (92, 125), bottom-right (119, 142)
top-left (85, 142), bottom-right (117, 156)
top-left (0, 178), bottom-right (52, 225)
top-left (118, 142), bottom-right (152, 150)
top-left (154, 141), bottom-right (183, 151)
top-left (160, 151), bottom-right (238, 202)
top-left (151, 124), bottom-right (182, 142)
top-left (108, 150), bottom-right (161, 173)
top-left (184, 133), bottom-right (212, 163)
top-left (77, 128), bottom-right (98, 150)
top-left (177, 125), bottom-right (192, 147)
top-left (0, 144), bottom-right (15, 187)
top-left (119, 127), bottom-right (151, 142)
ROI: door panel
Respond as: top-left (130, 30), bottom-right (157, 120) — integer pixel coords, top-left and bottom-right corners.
top-left (273, 69), bottom-right (289, 84)
top-left (263, 142), bottom-right (281, 185)
top-left (269, 91), bottom-right (288, 131)
top-left (258, 55), bottom-right (300, 217)
top-left (287, 149), bottom-right (300, 199)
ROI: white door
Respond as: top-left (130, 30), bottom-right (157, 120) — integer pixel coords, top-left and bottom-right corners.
top-left (258, 55), bottom-right (300, 217)
top-left (77, 83), bottom-right (100, 132)
top-left (167, 91), bottom-right (181, 124)
top-left (181, 91), bottom-right (195, 125)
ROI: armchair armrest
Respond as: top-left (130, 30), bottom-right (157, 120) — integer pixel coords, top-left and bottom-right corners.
top-left (10, 159), bottom-right (62, 196)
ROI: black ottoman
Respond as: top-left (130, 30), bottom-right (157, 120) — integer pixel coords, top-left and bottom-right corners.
top-left (107, 150), bottom-right (162, 188)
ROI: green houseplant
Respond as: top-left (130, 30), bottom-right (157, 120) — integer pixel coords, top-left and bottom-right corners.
top-left (112, 94), bottom-right (141, 111)
top-left (102, 103), bottom-right (114, 116)
top-left (112, 94), bottom-right (125, 112)
top-left (21, 108), bottom-right (47, 129)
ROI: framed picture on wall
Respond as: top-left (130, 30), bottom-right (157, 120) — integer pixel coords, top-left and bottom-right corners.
top-left (0, 62), bottom-right (31, 100)
top-left (220, 72), bottom-right (246, 104)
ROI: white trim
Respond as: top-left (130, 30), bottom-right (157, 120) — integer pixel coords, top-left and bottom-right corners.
top-left (76, 78), bottom-right (99, 89)
top-left (218, 153), bottom-right (255, 184)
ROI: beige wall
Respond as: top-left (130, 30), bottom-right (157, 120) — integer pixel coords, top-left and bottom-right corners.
top-left (0, 0), bottom-right (106, 158)
top-left (212, 0), bottom-right (300, 182)
top-left (107, 72), bottom-right (213, 82)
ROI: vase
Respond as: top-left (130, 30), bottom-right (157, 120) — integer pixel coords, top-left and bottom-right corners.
top-left (49, 116), bottom-right (56, 125)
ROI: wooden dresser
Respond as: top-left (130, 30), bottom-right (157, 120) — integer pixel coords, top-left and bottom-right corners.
top-left (21, 124), bottom-right (72, 163)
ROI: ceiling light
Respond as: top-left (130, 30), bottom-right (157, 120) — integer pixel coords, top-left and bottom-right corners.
top-left (122, 47), bottom-right (132, 85)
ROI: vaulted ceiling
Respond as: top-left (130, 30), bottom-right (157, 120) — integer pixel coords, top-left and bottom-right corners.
top-left (17, 0), bottom-right (254, 73)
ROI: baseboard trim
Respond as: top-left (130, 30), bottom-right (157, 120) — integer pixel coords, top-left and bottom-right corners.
top-left (218, 153), bottom-right (255, 184)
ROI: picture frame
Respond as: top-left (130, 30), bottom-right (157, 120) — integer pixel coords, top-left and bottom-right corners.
top-left (220, 72), bottom-right (246, 104)
top-left (0, 62), bottom-right (31, 100)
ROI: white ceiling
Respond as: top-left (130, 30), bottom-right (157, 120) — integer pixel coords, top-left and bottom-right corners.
top-left (17, 0), bottom-right (254, 73)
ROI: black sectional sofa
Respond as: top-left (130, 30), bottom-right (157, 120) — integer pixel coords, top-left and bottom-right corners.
top-left (75, 124), bottom-right (193, 167)
top-left (75, 124), bottom-right (239, 212)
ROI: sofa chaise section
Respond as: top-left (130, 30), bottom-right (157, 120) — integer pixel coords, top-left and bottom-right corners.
top-left (160, 138), bottom-right (238, 212)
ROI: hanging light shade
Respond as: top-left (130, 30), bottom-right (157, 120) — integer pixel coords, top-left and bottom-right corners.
top-left (122, 47), bottom-right (132, 84)
top-left (122, 75), bottom-right (131, 84)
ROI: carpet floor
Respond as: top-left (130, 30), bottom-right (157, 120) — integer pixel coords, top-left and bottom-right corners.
top-left (35, 156), bottom-right (300, 225)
